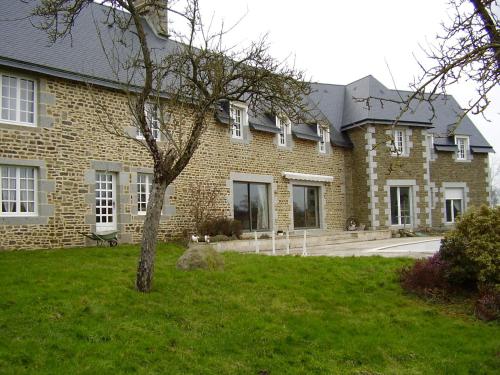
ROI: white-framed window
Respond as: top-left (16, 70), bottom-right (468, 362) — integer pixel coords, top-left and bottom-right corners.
top-left (455, 136), bottom-right (469, 160)
top-left (445, 188), bottom-right (464, 223)
top-left (1, 73), bottom-right (37, 126)
top-left (137, 173), bottom-right (153, 214)
top-left (276, 115), bottom-right (290, 147)
top-left (0, 165), bottom-right (37, 216)
top-left (317, 124), bottom-right (328, 153)
top-left (229, 103), bottom-right (246, 139)
top-left (390, 186), bottom-right (412, 225)
top-left (136, 103), bottom-right (161, 141)
top-left (391, 130), bottom-right (405, 155)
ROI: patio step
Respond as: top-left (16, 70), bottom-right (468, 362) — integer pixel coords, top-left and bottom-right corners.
top-left (212, 230), bottom-right (392, 253)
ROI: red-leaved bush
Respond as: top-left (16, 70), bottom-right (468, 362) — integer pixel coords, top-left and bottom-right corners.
top-left (474, 288), bottom-right (500, 322)
top-left (399, 253), bottom-right (451, 298)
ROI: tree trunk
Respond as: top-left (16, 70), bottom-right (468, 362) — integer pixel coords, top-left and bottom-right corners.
top-left (136, 176), bottom-right (168, 292)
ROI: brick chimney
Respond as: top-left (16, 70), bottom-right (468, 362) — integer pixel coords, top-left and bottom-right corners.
top-left (133, 0), bottom-right (168, 38)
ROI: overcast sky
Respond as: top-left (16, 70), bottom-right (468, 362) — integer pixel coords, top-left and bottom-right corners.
top-left (185, 0), bottom-right (500, 185)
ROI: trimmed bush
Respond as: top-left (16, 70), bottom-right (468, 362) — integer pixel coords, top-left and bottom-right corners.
top-left (439, 205), bottom-right (500, 290)
top-left (399, 253), bottom-right (451, 298)
top-left (199, 217), bottom-right (242, 238)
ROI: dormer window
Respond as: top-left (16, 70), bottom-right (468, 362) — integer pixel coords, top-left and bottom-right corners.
top-left (317, 124), bottom-right (328, 153)
top-left (455, 136), bottom-right (469, 160)
top-left (427, 134), bottom-right (434, 150)
top-left (391, 129), bottom-right (405, 155)
top-left (230, 103), bottom-right (246, 139)
top-left (136, 103), bottom-right (161, 141)
top-left (276, 115), bottom-right (290, 147)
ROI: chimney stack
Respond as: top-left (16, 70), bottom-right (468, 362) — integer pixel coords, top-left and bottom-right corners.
top-left (133, 0), bottom-right (168, 38)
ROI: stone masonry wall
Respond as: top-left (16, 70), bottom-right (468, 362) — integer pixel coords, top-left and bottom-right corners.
top-left (348, 125), bottom-right (430, 230)
top-left (347, 124), bottom-right (491, 231)
top-left (345, 127), bottom-right (370, 228)
top-left (373, 126), bottom-right (428, 229)
top-left (0, 72), bottom-right (348, 250)
top-left (429, 151), bottom-right (489, 228)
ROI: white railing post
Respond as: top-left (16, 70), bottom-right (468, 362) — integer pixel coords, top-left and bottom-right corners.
top-left (286, 231), bottom-right (290, 255)
top-left (254, 231), bottom-right (259, 254)
top-left (272, 231), bottom-right (276, 255)
top-left (302, 230), bottom-right (307, 256)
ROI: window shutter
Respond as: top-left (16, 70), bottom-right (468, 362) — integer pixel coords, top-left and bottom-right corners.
top-left (445, 188), bottom-right (463, 200)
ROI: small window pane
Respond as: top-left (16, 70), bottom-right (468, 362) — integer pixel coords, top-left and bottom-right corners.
top-left (446, 200), bottom-right (453, 222)
top-left (233, 182), bottom-right (250, 230)
top-left (249, 183), bottom-right (269, 230)
top-left (293, 186), bottom-right (306, 229)
top-left (390, 187), bottom-right (398, 225)
top-left (1, 76), bottom-right (18, 121)
top-left (453, 199), bottom-right (462, 218)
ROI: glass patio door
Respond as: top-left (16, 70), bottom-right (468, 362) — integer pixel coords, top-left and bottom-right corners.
top-left (293, 185), bottom-right (319, 229)
top-left (95, 172), bottom-right (117, 233)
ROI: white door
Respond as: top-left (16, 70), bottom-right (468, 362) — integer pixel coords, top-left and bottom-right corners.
top-left (95, 172), bottom-right (117, 233)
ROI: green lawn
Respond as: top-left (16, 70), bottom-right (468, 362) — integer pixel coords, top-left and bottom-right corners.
top-left (0, 244), bottom-right (498, 374)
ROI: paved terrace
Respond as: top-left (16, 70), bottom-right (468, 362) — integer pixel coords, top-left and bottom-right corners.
top-left (212, 231), bottom-right (442, 259)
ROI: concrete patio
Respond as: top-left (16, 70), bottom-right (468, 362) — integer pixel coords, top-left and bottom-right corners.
top-left (213, 233), bottom-right (442, 259)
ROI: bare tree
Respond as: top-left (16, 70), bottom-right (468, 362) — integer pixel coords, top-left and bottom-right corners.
top-left (409, 0), bottom-right (499, 122)
top-left (355, 0), bottom-right (498, 133)
top-left (29, 0), bottom-right (312, 292)
top-left (187, 180), bottom-right (220, 235)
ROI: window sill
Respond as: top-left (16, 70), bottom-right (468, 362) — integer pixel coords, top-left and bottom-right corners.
top-left (230, 136), bottom-right (249, 145)
top-left (389, 224), bottom-right (413, 229)
top-left (0, 213), bottom-right (38, 217)
top-left (0, 121), bottom-right (39, 130)
top-left (0, 216), bottom-right (48, 225)
top-left (390, 153), bottom-right (409, 158)
top-left (135, 136), bottom-right (161, 142)
top-left (277, 144), bottom-right (292, 151)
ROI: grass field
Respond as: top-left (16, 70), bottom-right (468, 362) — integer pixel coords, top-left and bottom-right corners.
top-left (0, 244), bottom-right (498, 374)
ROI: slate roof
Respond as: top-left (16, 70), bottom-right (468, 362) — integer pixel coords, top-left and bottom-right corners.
top-left (0, 1), bottom-right (493, 152)
top-left (311, 76), bottom-right (493, 152)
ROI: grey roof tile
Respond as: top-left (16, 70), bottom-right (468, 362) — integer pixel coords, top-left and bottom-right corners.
top-left (0, 1), bottom-right (492, 151)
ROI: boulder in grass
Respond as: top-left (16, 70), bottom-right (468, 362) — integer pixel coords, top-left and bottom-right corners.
top-left (176, 245), bottom-right (224, 271)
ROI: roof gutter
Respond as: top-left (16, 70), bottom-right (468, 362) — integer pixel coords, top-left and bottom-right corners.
top-left (0, 56), bottom-right (169, 99)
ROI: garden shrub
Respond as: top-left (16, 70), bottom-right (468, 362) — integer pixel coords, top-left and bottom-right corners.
top-left (439, 205), bottom-right (500, 291)
top-left (199, 217), bottom-right (242, 238)
top-left (474, 287), bottom-right (500, 321)
top-left (399, 253), bottom-right (451, 298)
top-left (210, 234), bottom-right (231, 242)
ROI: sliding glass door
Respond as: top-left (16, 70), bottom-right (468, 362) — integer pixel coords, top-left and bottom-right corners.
top-left (293, 185), bottom-right (319, 229)
top-left (233, 182), bottom-right (269, 231)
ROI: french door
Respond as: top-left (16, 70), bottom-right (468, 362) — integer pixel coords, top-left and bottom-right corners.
top-left (390, 186), bottom-right (412, 225)
top-left (95, 172), bottom-right (117, 232)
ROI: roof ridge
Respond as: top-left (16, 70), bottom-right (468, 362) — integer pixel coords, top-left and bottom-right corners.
top-left (311, 82), bottom-right (345, 88)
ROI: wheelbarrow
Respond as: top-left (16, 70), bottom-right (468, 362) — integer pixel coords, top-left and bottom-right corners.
top-left (81, 231), bottom-right (118, 247)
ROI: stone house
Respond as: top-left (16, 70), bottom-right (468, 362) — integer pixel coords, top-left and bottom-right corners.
top-left (0, 1), bottom-right (494, 250)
